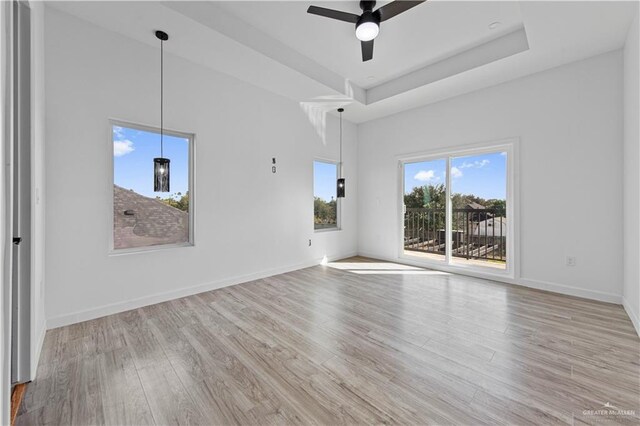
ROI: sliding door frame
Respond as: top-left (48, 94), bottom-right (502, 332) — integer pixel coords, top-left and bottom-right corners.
top-left (397, 138), bottom-right (519, 281)
top-left (1, 1), bottom-right (15, 423)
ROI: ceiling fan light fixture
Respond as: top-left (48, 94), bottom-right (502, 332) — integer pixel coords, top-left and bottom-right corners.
top-left (307, 0), bottom-right (425, 61)
top-left (356, 20), bottom-right (379, 41)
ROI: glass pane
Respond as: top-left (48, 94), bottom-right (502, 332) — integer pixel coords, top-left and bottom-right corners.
top-left (450, 152), bottom-right (507, 269)
top-left (113, 125), bottom-right (190, 250)
top-left (314, 161), bottom-right (338, 230)
top-left (403, 159), bottom-right (447, 261)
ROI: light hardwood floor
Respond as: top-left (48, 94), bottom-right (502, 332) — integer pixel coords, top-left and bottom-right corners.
top-left (17, 257), bottom-right (640, 425)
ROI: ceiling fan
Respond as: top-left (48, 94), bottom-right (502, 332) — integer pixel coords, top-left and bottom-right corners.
top-left (307, 1), bottom-right (425, 62)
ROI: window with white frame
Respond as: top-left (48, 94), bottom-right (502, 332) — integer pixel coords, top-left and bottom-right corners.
top-left (111, 122), bottom-right (193, 251)
top-left (402, 145), bottom-right (512, 273)
top-left (314, 160), bottom-right (339, 230)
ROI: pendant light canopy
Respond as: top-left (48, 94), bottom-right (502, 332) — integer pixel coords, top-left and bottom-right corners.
top-left (154, 30), bottom-right (170, 192)
top-left (336, 108), bottom-right (345, 198)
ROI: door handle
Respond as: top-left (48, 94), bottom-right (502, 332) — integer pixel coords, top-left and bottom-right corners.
top-left (12, 237), bottom-right (21, 245)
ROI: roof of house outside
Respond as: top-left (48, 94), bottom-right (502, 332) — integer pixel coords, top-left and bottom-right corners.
top-left (466, 202), bottom-right (486, 210)
top-left (113, 185), bottom-right (188, 250)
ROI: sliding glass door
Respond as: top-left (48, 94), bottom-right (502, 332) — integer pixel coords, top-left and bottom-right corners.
top-left (401, 145), bottom-right (512, 274)
top-left (403, 158), bottom-right (447, 263)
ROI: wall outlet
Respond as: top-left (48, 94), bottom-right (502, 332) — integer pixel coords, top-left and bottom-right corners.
top-left (566, 256), bottom-right (577, 267)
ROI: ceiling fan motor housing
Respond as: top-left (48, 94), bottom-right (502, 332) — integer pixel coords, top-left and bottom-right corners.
top-left (360, 1), bottom-right (376, 11)
top-left (357, 10), bottom-right (380, 27)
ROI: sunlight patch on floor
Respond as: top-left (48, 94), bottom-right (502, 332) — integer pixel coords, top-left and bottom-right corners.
top-left (349, 270), bottom-right (451, 275)
top-left (326, 259), bottom-right (451, 276)
top-left (326, 262), bottom-right (423, 270)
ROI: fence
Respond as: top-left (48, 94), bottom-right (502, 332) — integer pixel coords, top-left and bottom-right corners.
top-left (404, 208), bottom-right (506, 262)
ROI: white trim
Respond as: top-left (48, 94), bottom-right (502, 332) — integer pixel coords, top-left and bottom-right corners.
top-left (0, 1), bottom-right (14, 423)
top-left (517, 278), bottom-right (621, 305)
top-left (358, 251), bottom-right (622, 304)
top-left (397, 138), bottom-right (518, 279)
top-left (394, 136), bottom-right (518, 163)
top-left (623, 297), bottom-right (640, 337)
top-left (29, 317), bottom-right (45, 381)
top-left (46, 252), bottom-right (358, 329)
top-left (108, 241), bottom-right (195, 257)
top-left (108, 119), bottom-right (196, 254)
top-left (314, 227), bottom-right (341, 233)
top-left (445, 156), bottom-right (452, 264)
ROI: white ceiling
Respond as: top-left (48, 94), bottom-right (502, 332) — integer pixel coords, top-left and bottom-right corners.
top-left (49, 1), bottom-right (638, 123)
top-left (215, 1), bottom-right (525, 88)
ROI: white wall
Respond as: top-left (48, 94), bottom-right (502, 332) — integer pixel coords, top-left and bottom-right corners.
top-left (358, 51), bottom-right (624, 303)
top-left (44, 7), bottom-right (358, 328)
top-left (623, 10), bottom-right (639, 335)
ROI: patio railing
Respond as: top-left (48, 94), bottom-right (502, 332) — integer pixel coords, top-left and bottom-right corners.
top-left (404, 208), bottom-right (506, 262)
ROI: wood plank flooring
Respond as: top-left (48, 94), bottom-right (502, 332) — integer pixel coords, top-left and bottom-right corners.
top-left (16, 257), bottom-right (640, 425)
top-left (11, 383), bottom-right (27, 426)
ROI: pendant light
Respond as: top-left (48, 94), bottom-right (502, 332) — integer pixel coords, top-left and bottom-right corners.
top-left (336, 108), bottom-right (345, 198)
top-left (154, 30), bottom-right (170, 192)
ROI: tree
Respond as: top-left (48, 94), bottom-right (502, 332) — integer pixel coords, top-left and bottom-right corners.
top-left (451, 193), bottom-right (484, 210)
top-left (314, 197), bottom-right (336, 226)
top-left (404, 184), bottom-right (446, 209)
top-left (485, 199), bottom-right (506, 214)
top-left (156, 191), bottom-right (189, 212)
top-left (405, 185), bottom-right (506, 217)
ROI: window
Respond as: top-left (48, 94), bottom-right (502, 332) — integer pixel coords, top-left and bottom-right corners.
top-left (314, 160), bottom-right (339, 230)
top-left (402, 145), bottom-right (512, 274)
top-left (111, 121), bottom-right (193, 251)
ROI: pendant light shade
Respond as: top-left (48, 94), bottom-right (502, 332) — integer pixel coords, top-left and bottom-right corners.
top-left (154, 157), bottom-right (170, 192)
top-left (154, 30), bottom-right (170, 192)
top-left (337, 178), bottom-right (345, 198)
top-left (336, 108), bottom-right (345, 198)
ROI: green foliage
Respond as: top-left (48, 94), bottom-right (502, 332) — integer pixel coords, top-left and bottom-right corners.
top-left (314, 197), bottom-right (337, 227)
top-left (484, 198), bottom-right (506, 213)
top-left (404, 184), bottom-right (447, 209)
top-left (156, 191), bottom-right (189, 212)
top-left (451, 193), bottom-right (481, 210)
top-left (405, 185), bottom-right (506, 215)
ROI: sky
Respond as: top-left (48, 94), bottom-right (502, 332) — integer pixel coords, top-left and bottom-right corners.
top-left (314, 160), bottom-right (337, 202)
top-left (404, 152), bottom-right (506, 200)
top-left (113, 125), bottom-right (189, 198)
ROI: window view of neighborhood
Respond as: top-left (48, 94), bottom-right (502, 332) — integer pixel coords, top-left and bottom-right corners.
top-left (404, 151), bottom-right (507, 269)
top-left (314, 161), bottom-right (338, 230)
top-left (113, 124), bottom-right (191, 250)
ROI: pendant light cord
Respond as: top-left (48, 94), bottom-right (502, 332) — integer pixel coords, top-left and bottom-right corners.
top-left (339, 109), bottom-right (343, 177)
top-left (160, 36), bottom-right (164, 158)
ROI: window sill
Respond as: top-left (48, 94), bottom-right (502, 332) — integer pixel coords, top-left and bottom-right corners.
top-left (109, 242), bottom-right (194, 256)
top-left (314, 227), bottom-right (342, 233)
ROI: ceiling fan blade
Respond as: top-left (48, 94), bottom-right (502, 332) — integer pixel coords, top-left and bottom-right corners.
top-left (376, 0), bottom-right (425, 22)
top-left (361, 40), bottom-right (374, 62)
top-left (307, 6), bottom-right (359, 23)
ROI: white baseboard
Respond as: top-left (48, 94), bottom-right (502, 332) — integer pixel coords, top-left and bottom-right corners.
top-left (46, 252), bottom-right (357, 330)
top-left (623, 296), bottom-right (640, 337)
top-left (357, 251), bottom-right (622, 304)
top-left (30, 318), bottom-right (47, 381)
top-left (516, 278), bottom-right (621, 304)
